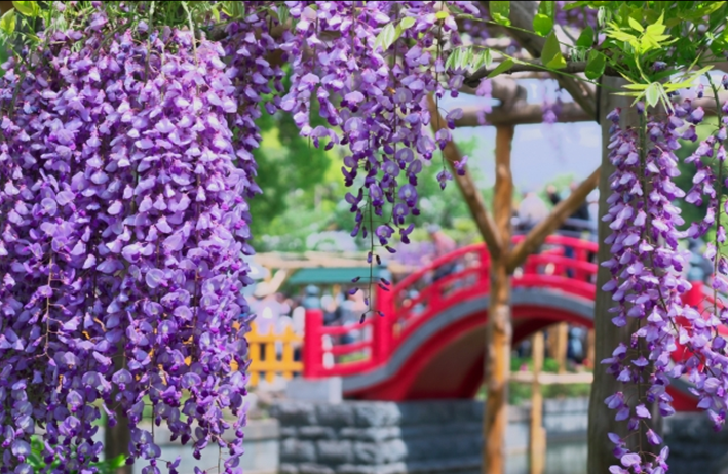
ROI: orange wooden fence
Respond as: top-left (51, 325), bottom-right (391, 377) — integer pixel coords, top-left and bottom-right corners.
top-left (243, 322), bottom-right (304, 387)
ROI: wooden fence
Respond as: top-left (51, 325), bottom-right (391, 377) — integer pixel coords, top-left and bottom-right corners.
top-left (244, 322), bottom-right (304, 387)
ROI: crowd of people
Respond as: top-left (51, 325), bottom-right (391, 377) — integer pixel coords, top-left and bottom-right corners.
top-left (515, 182), bottom-right (596, 235)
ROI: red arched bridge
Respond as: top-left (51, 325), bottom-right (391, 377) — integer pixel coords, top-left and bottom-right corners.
top-left (300, 235), bottom-right (719, 411)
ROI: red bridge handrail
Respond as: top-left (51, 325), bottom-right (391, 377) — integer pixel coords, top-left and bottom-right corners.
top-left (303, 235), bottom-right (601, 379)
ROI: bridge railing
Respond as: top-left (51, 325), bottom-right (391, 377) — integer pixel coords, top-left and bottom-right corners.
top-left (303, 235), bottom-right (600, 379)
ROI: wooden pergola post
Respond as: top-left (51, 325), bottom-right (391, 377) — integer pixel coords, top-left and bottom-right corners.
top-left (529, 330), bottom-right (546, 474)
top-left (483, 124), bottom-right (515, 474)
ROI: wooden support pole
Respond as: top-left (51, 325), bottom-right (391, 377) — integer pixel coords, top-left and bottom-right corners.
top-left (529, 331), bottom-right (546, 474)
top-left (483, 124), bottom-right (514, 474)
top-left (586, 328), bottom-right (596, 369)
top-left (555, 322), bottom-right (569, 374)
top-left (426, 95), bottom-right (504, 260)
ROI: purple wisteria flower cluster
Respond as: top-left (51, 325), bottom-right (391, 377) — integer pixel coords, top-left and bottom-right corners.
top-left (0, 1), bottom-right (492, 471)
top-left (601, 106), bottom-right (688, 473)
top-left (601, 97), bottom-right (728, 473)
top-left (676, 96), bottom-right (728, 429)
top-left (0, 15), bottom-right (259, 474)
top-left (278, 1), bottom-right (478, 251)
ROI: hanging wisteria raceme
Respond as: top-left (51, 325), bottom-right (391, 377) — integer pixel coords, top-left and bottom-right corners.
top-left (0, 14), bottom-right (255, 474)
top-left (674, 94), bottom-right (728, 430)
top-left (224, 2), bottom-right (284, 213)
top-left (278, 1), bottom-right (478, 255)
top-left (600, 96), bottom-right (728, 472)
top-left (600, 106), bottom-right (692, 473)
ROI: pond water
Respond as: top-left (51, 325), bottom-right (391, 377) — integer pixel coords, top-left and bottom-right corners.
top-left (507, 441), bottom-right (588, 474)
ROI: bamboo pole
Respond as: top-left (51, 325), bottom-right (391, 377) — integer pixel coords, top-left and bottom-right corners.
top-left (483, 124), bottom-right (514, 474)
top-left (529, 331), bottom-right (546, 474)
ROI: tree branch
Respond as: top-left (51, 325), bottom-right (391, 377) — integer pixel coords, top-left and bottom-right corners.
top-left (506, 167), bottom-right (600, 273)
top-left (480, 1), bottom-right (598, 119)
top-left (454, 101), bottom-right (591, 127)
top-left (465, 61), bottom-right (588, 88)
top-left (426, 95), bottom-right (505, 260)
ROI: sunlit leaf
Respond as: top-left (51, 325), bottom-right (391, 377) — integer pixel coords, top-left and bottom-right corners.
top-left (644, 82), bottom-right (660, 108)
top-left (645, 12), bottom-right (665, 37)
top-left (628, 16), bottom-right (644, 33)
top-left (11, 1), bottom-right (36, 17)
top-left (435, 10), bottom-right (450, 19)
top-left (0, 9), bottom-right (16, 36)
top-left (533, 13), bottom-right (553, 37)
top-left (400, 16), bottom-right (416, 30)
top-left (542, 32), bottom-right (566, 69)
top-left (491, 1), bottom-right (510, 26)
top-left (471, 48), bottom-right (493, 71)
top-left (374, 23), bottom-right (399, 51)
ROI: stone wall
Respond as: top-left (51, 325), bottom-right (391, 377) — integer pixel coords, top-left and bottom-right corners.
top-left (664, 413), bottom-right (728, 473)
top-left (128, 419), bottom-right (279, 474)
top-left (271, 398), bottom-right (590, 474)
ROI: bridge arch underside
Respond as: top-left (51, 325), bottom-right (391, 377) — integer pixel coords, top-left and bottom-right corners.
top-left (343, 289), bottom-right (698, 409)
top-left (343, 288), bottom-right (594, 401)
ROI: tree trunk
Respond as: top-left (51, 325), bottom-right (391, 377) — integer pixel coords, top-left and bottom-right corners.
top-left (587, 76), bottom-right (660, 472)
top-left (483, 125), bottom-right (514, 474)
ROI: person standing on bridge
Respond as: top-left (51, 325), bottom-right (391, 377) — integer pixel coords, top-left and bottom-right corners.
top-left (427, 225), bottom-right (457, 282)
top-left (518, 188), bottom-right (549, 234)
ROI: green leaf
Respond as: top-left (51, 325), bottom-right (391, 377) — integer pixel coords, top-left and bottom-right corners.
top-left (538, 0), bottom-right (554, 17)
top-left (644, 82), bottom-right (660, 108)
top-left (627, 16), bottom-right (644, 32)
top-left (471, 48), bottom-right (493, 71)
top-left (490, 1), bottom-right (510, 26)
top-left (541, 32), bottom-right (566, 69)
top-left (445, 47), bottom-right (460, 70)
top-left (621, 83), bottom-right (650, 90)
top-left (584, 49), bottom-right (606, 80)
top-left (12, 1), bottom-right (37, 17)
top-left (533, 13), bottom-right (553, 37)
top-left (487, 59), bottom-right (514, 78)
top-left (374, 23), bottom-right (399, 50)
top-left (0, 9), bottom-right (15, 36)
top-left (534, 0), bottom-right (554, 33)
top-left (277, 5), bottom-right (290, 25)
top-left (400, 16), bottom-right (416, 30)
top-left (576, 26), bottom-right (593, 48)
top-left (435, 10), bottom-right (450, 19)
top-left (109, 455), bottom-right (127, 469)
top-left (645, 12), bottom-right (665, 36)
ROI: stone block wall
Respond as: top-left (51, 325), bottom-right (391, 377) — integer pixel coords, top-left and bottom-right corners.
top-left (272, 400), bottom-right (482, 474)
top-left (271, 398), bottom-right (591, 474)
top-left (664, 412), bottom-right (728, 473)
